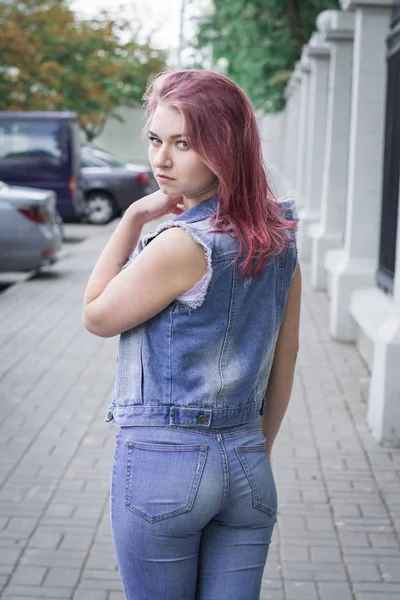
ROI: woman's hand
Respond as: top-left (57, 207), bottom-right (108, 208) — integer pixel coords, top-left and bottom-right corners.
top-left (127, 190), bottom-right (185, 225)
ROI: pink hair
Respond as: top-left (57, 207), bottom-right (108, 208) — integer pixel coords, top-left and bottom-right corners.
top-left (143, 70), bottom-right (297, 277)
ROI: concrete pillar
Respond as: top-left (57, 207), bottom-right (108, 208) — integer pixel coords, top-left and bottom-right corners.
top-left (309, 11), bottom-right (355, 290)
top-left (282, 69), bottom-right (301, 195)
top-left (288, 64), bottom-right (302, 194)
top-left (297, 33), bottom-right (331, 261)
top-left (351, 7), bottom-right (400, 445)
top-left (294, 53), bottom-right (311, 210)
top-left (351, 179), bottom-right (400, 444)
top-left (325, 0), bottom-right (394, 341)
top-left (394, 184), bottom-right (400, 302)
top-left (281, 88), bottom-right (292, 195)
top-left (367, 260), bottom-right (400, 442)
top-left (258, 112), bottom-right (286, 198)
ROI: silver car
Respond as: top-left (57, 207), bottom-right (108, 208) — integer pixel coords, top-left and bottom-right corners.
top-left (81, 144), bottom-right (157, 225)
top-left (0, 181), bottom-right (63, 272)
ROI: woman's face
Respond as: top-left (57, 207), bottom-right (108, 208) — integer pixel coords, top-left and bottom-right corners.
top-left (148, 102), bottom-right (218, 204)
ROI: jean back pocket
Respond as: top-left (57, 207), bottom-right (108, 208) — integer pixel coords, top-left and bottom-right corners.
top-left (125, 441), bottom-right (208, 523)
top-left (235, 443), bottom-right (277, 517)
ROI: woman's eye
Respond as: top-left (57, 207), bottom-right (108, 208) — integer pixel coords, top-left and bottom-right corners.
top-left (148, 136), bottom-right (161, 145)
top-left (177, 140), bottom-right (189, 149)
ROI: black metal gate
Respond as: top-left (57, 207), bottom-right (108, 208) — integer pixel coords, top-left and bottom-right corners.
top-left (377, 5), bottom-right (400, 293)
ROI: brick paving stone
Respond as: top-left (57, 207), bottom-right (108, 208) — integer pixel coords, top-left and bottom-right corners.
top-left (72, 591), bottom-right (108, 600)
top-left (1, 518), bottom-right (37, 539)
top-left (28, 530), bottom-right (63, 550)
top-left (280, 546), bottom-right (310, 562)
top-left (317, 582), bottom-right (355, 600)
top-left (85, 552), bottom-right (118, 571)
top-left (20, 548), bottom-right (86, 569)
top-left (1, 586), bottom-right (73, 598)
top-left (81, 569), bottom-right (121, 582)
top-left (309, 546), bottom-right (343, 563)
top-left (343, 548), bottom-right (399, 559)
top-left (59, 533), bottom-right (95, 552)
top-left (339, 532), bottom-right (371, 547)
top-left (11, 566), bottom-right (47, 586)
top-left (262, 561), bottom-right (283, 580)
top-left (2, 597), bottom-right (70, 600)
top-left (1, 225), bottom-right (400, 600)
top-left (44, 568), bottom-right (81, 588)
top-left (0, 549), bottom-right (21, 567)
top-left (353, 582), bottom-right (400, 593)
top-left (347, 564), bottom-right (383, 582)
top-left (378, 560), bottom-right (400, 583)
top-left (284, 581), bottom-right (318, 599)
top-left (355, 595), bottom-right (399, 600)
top-left (260, 592), bottom-right (285, 600)
top-left (76, 579), bottom-right (123, 592)
top-left (368, 533), bottom-right (400, 548)
top-left (0, 566), bottom-right (13, 578)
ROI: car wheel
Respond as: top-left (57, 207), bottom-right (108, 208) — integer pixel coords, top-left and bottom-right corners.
top-left (85, 192), bottom-right (116, 225)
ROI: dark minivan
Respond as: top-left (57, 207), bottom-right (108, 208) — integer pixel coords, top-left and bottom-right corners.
top-left (0, 112), bottom-right (85, 220)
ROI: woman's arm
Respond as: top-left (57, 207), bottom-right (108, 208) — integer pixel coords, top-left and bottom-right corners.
top-left (83, 191), bottom-right (184, 308)
top-left (82, 192), bottom-right (207, 338)
top-left (83, 205), bottom-right (145, 309)
top-left (260, 263), bottom-right (302, 458)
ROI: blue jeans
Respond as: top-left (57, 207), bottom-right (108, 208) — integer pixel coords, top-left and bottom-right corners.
top-left (110, 420), bottom-right (277, 600)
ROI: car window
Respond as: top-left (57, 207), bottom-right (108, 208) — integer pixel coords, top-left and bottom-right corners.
top-left (81, 155), bottom-right (107, 168)
top-left (82, 145), bottom-right (125, 167)
top-left (91, 152), bottom-right (124, 167)
top-left (0, 120), bottom-right (64, 164)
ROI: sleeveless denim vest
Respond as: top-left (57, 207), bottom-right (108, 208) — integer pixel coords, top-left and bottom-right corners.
top-left (106, 195), bottom-right (297, 428)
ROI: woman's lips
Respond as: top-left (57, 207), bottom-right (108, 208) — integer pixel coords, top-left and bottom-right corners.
top-left (157, 174), bottom-right (175, 181)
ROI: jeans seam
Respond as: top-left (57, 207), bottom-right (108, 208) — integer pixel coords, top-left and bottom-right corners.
top-left (140, 424), bottom-right (262, 439)
top-left (215, 434), bottom-right (229, 514)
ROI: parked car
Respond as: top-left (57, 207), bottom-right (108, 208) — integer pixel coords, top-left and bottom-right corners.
top-left (0, 112), bottom-right (85, 221)
top-left (0, 181), bottom-right (63, 272)
top-left (80, 143), bottom-right (158, 225)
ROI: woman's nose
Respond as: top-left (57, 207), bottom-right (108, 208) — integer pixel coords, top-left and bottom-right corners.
top-left (153, 145), bottom-right (172, 169)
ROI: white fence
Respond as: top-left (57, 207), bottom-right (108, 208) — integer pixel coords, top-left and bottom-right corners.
top-left (273, 0), bottom-right (400, 445)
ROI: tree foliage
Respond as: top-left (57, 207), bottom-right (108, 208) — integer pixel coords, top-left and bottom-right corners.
top-left (0, 0), bottom-right (167, 140)
top-left (195, 0), bottom-right (340, 112)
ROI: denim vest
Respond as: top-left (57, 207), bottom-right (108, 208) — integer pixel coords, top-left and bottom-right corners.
top-left (106, 195), bottom-right (297, 428)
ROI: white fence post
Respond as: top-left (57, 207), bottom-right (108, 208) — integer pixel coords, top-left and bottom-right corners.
top-left (325, 0), bottom-right (394, 341)
top-left (297, 33), bottom-right (331, 262)
top-left (309, 11), bottom-right (355, 290)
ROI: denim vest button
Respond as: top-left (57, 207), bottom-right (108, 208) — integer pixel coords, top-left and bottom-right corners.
top-left (107, 411), bottom-right (113, 420)
top-left (197, 414), bottom-right (208, 424)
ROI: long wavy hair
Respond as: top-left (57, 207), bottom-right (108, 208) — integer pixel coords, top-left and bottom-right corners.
top-left (143, 69), bottom-right (297, 277)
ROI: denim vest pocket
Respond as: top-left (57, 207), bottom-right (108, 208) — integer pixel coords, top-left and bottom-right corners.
top-left (124, 441), bottom-right (208, 523)
top-left (234, 443), bottom-right (278, 518)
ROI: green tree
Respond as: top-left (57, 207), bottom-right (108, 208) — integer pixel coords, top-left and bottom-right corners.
top-left (195, 0), bottom-right (340, 111)
top-left (0, 0), bottom-right (167, 140)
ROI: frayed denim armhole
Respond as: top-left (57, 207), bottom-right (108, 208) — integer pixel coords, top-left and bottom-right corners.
top-left (278, 197), bottom-right (298, 248)
top-left (141, 220), bottom-right (213, 310)
top-left (278, 197), bottom-right (297, 222)
top-left (278, 197), bottom-right (299, 274)
top-left (121, 247), bottom-right (140, 271)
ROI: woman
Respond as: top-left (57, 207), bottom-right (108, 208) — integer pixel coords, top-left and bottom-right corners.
top-left (83, 69), bottom-right (301, 600)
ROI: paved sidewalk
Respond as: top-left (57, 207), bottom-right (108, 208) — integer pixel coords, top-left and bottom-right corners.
top-left (0, 220), bottom-right (399, 600)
